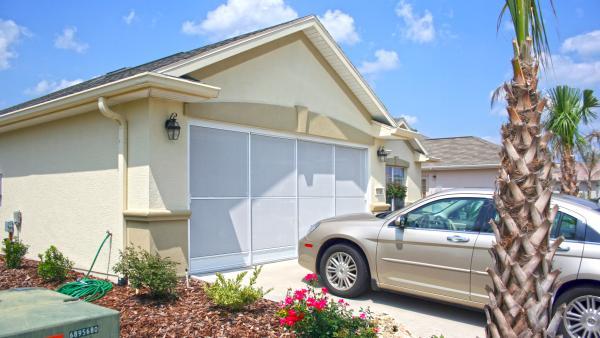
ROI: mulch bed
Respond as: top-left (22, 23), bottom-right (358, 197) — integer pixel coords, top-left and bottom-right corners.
top-left (1, 257), bottom-right (290, 337)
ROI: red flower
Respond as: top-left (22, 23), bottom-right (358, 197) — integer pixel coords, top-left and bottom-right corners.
top-left (304, 273), bottom-right (318, 282)
top-left (359, 313), bottom-right (367, 320)
top-left (321, 287), bottom-right (328, 294)
top-left (294, 289), bottom-right (308, 301)
top-left (284, 295), bottom-right (294, 306)
top-left (313, 298), bottom-right (327, 311)
top-left (282, 309), bottom-right (304, 327)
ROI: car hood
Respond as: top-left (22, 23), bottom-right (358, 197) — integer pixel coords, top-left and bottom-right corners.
top-left (320, 213), bottom-right (379, 223)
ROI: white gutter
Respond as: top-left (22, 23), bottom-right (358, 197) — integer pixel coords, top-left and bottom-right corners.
top-left (422, 163), bottom-right (500, 171)
top-left (98, 97), bottom-right (128, 248)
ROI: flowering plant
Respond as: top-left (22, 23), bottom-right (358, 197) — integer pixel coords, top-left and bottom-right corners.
top-left (277, 274), bottom-right (378, 337)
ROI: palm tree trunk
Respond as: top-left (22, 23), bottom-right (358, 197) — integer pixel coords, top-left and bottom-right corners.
top-left (485, 39), bottom-right (565, 338)
top-left (560, 145), bottom-right (579, 196)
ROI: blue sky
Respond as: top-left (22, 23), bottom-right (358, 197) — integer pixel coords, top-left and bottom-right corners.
top-left (1, 0), bottom-right (599, 142)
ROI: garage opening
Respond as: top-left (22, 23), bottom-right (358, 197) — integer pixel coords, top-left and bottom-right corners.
top-left (189, 124), bottom-right (367, 274)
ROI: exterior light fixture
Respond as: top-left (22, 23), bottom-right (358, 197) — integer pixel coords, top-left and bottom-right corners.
top-left (165, 113), bottom-right (181, 141)
top-left (377, 146), bottom-right (391, 162)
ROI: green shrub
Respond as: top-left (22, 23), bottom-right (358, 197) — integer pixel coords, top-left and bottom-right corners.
top-left (113, 245), bottom-right (178, 298)
top-left (386, 182), bottom-right (407, 200)
top-left (37, 246), bottom-right (74, 282)
top-left (204, 266), bottom-right (271, 311)
top-left (2, 238), bottom-right (29, 269)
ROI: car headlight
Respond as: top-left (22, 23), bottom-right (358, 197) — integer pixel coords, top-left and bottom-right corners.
top-left (307, 222), bottom-right (321, 234)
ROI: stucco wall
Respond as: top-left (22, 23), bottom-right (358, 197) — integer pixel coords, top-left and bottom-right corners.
top-left (186, 32), bottom-right (415, 209)
top-left (422, 168), bottom-right (498, 195)
top-left (188, 32), bottom-right (373, 137)
top-left (0, 110), bottom-right (122, 275)
top-left (122, 97), bottom-right (189, 274)
top-left (385, 140), bottom-right (423, 203)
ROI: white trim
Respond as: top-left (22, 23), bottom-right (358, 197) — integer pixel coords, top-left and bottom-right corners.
top-left (188, 118), bottom-right (368, 149)
top-left (422, 164), bottom-right (500, 171)
top-left (0, 72), bottom-right (220, 130)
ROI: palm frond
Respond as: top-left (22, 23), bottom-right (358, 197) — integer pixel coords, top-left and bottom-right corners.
top-left (546, 85), bottom-right (598, 149)
top-left (498, 0), bottom-right (555, 66)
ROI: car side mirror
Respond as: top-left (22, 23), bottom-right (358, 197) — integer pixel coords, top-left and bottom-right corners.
top-left (394, 215), bottom-right (407, 228)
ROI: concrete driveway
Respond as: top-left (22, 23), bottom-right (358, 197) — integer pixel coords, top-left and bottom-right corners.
top-left (194, 260), bottom-right (485, 338)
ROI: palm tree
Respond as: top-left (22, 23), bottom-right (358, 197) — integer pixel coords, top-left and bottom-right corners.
top-left (545, 86), bottom-right (599, 196)
top-left (486, 1), bottom-right (565, 337)
top-left (577, 141), bottom-right (600, 199)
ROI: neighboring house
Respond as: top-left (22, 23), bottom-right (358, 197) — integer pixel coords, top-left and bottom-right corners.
top-left (552, 163), bottom-right (600, 199)
top-left (0, 16), bottom-right (428, 276)
top-left (420, 136), bottom-right (501, 196)
top-left (383, 118), bottom-right (430, 205)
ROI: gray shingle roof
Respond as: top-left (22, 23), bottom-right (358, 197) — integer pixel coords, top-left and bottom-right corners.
top-left (0, 16), bottom-right (311, 117)
top-left (421, 136), bottom-right (501, 169)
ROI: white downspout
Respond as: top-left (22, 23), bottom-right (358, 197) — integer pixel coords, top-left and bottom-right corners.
top-left (98, 97), bottom-right (128, 250)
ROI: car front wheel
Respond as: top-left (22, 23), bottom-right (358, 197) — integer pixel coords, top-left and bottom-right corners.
top-left (554, 286), bottom-right (600, 338)
top-left (319, 244), bottom-right (370, 298)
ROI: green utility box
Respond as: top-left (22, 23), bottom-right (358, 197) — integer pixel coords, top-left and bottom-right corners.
top-left (0, 288), bottom-right (119, 338)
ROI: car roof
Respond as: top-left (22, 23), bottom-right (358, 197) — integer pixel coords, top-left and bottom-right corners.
top-left (429, 188), bottom-right (600, 213)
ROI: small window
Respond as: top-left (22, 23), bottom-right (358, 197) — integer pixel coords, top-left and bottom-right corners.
top-left (405, 198), bottom-right (487, 232)
top-left (386, 166), bottom-right (405, 184)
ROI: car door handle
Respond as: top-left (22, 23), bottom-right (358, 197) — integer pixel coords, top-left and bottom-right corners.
top-left (447, 235), bottom-right (470, 243)
top-left (557, 245), bottom-right (570, 252)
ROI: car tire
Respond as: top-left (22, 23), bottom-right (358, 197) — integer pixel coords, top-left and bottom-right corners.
top-left (319, 244), bottom-right (370, 298)
top-left (553, 285), bottom-right (600, 338)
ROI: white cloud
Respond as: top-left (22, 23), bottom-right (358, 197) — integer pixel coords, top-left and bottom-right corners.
top-left (318, 10), bottom-right (360, 45)
top-left (395, 1), bottom-right (435, 43)
top-left (543, 54), bottom-right (600, 88)
top-left (54, 27), bottom-right (88, 53)
top-left (0, 19), bottom-right (27, 70)
top-left (182, 0), bottom-right (297, 40)
top-left (359, 49), bottom-right (399, 75)
top-left (400, 114), bottom-right (418, 125)
top-left (25, 78), bottom-right (84, 96)
top-left (561, 30), bottom-right (600, 57)
top-left (123, 10), bottom-right (136, 25)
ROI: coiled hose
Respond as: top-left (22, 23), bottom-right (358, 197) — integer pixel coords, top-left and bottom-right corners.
top-left (57, 231), bottom-right (113, 301)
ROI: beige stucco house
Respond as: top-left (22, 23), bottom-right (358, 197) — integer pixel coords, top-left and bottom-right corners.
top-left (0, 16), bottom-right (429, 276)
top-left (420, 136), bottom-right (500, 196)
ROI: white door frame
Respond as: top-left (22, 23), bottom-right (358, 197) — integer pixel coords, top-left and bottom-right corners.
top-left (187, 118), bottom-right (370, 274)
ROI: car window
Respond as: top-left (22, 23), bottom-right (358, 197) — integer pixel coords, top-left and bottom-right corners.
top-left (585, 225), bottom-right (600, 243)
top-left (552, 213), bottom-right (578, 240)
top-left (484, 209), bottom-right (581, 241)
top-left (405, 198), bottom-right (487, 231)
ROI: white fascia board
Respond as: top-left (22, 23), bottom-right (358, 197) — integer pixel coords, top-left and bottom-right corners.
top-left (0, 72), bottom-right (221, 129)
top-left (422, 163), bottom-right (500, 171)
top-left (157, 18), bottom-right (315, 76)
top-left (159, 16), bottom-right (397, 128)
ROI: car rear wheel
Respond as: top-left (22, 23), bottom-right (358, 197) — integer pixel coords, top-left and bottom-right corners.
top-left (319, 244), bottom-right (370, 298)
top-left (554, 286), bottom-right (600, 338)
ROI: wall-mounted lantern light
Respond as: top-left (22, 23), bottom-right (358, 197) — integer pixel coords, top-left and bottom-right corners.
top-left (165, 113), bottom-right (181, 141)
top-left (377, 146), bottom-right (391, 162)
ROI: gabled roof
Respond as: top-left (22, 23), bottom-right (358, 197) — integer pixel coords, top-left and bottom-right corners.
top-left (0, 18), bottom-right (301, 117)
top-left (421, 136), bottom-right (501, 170)
top-left (1, 15), bottom-right (397, 128)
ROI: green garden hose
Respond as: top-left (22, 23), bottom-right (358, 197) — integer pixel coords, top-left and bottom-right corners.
top-left (57, 231), bottom-right (114, 301)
